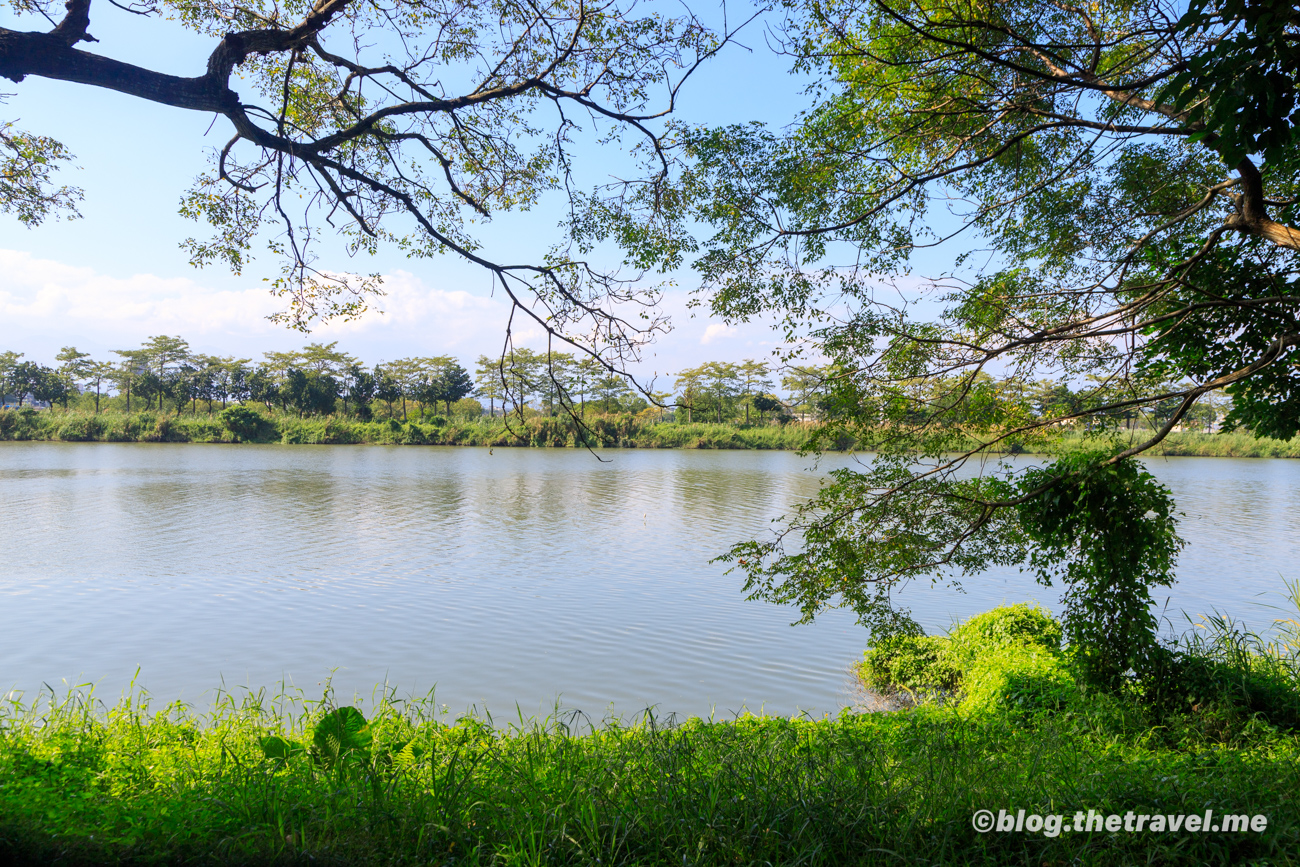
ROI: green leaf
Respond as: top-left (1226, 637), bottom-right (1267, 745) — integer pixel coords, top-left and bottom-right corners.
top-left (311, 707), bottom-right (372, 770)
top-left (258, 735), bottom-right (303, 762)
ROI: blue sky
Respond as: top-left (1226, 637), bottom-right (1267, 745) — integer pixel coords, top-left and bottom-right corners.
top-left (1, 2), bottom-right (815, 377)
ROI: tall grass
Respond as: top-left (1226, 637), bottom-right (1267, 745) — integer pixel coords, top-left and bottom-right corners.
top-left (3, 679), bottom-right (1298, 866)
top-left (1049, 429), bottom-right (1300, 458)
top-left (9, 585), bottom-right (1300, 867)
top-left (0, 407), bottom-right (818, 451)
top-left (6, 407), bottom-right (1300, 456)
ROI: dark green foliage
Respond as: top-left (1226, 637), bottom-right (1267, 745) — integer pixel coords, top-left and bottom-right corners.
top-left (283, 369), bottom-right (339, 417)
top-left (1014, 454), bottom-right (1183, 688)
top-left (1138, 245), bottom-right (1300, 442)
top-left (1137, 612), bottom-right (1300, 733)
top-left (218, 405), bottom-right (267, 441)
top-left (861, 604), bottom-right (1070, 713)
top-left (860, 633), bottom-right (960, 691)
top-left (1164, 0), bottom-right (1300, 167)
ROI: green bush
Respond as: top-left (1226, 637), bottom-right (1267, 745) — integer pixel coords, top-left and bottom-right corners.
top-left (1137, 632), bottom-right (1300, 731)
top-left (959, 643), bottom-right (1078, 715)
top-left (0, 408), bottom-right (49, 440)
top-left (219, 405), bottom-right (266, 441)
top-left (861, 604), bottom-right (1071, 711)
top-left (860, 634), bottom-right (960, 691)
top-left (948, 603), bottom-right (1062, 655)
top-left (56, 416), bottom-right (102, 442)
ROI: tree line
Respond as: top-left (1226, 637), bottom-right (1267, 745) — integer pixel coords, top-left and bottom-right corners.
top-left (0, 337), bottom-right (809, 423)
top-left (0, 337), bottom-right (1229, 433)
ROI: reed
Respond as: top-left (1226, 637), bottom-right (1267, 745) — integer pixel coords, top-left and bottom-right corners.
top-left (0, 408), bottom-right (819, 451)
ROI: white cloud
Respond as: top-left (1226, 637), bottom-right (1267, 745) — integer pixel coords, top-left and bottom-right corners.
top-left (0, 250), bottom-right (516, 362)
top-left (0, 249), bottom-right (800, 374)
top-left (699, 322), bottom-right (736, 345)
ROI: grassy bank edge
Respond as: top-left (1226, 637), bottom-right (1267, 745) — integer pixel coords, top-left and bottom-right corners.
top-left (4, 599), bottom-right (1300, 865)
top-left (3, 408), bottom-right (1300, 457)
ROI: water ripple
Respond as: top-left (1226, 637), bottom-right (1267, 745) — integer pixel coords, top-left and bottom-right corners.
top-left (1, 444), bottom-right (1296, 717)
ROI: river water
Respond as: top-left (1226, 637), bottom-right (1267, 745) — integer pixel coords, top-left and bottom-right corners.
top-left (1, 443), bottom-right (1297, 718)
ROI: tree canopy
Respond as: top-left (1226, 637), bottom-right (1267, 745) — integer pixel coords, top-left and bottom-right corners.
top-left (0, 0), bottom-right (739, 368)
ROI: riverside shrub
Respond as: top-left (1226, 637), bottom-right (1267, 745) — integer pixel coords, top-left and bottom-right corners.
top-left (861, 604), bottom-right (1074, 713)
top-left (219, 405), bottom-right (267, 441)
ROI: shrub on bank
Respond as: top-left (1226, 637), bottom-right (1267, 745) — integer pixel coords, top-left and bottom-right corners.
top-left (861, 597), bottom-right (1300, 734)
top-left (860, 603), bottom-right (1070, 712)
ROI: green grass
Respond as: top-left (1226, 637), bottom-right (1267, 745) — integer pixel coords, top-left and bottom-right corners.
top-left (1048, 429), bottom-right (1300, 458)
top-left (5, 597), bottom-right (1300, 865)
top-left (3, 685), bottom-right (1298, 866)
top-left (6, 407), bottom-right (1300, 456)
top-left (0, 407), bottom-right (817, 450)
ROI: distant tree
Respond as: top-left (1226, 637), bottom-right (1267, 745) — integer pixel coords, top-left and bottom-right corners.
top-left (8, 361), bottom-right (44, 406)
top-left (593, 374), bottom-right (631, 413)
top-left (83, 361), bottom-right (114, 413)
top-left (413, 356), bottom-right (456, 414)
top-left (29, 363), bottom-right (70, 408)
top-left (374, 365), bottom-right (403, 419)
top-left (752, 394), bottom-right (782, 423)
top-left (737, 359), bottom-right (773, 424)
top-left (453, 397), bottom-right (484, 418)
top-left (674, 366), bottom-right (705, 423)
top-left (300, 342), bottom-right (355, 376)
top-left (246, 367), bottom-right (280, 412)
top-left (261, 350), bottom-right (305, 386)
top-left (134, 370), bottom-right (164, 412)
top-left (210, 356), bottom-right (252, 410)
top-left (226, 360), bottom-right (252, 407)
top-left (56, 346), bottom-right (93, 405)
top-left (473, 356), bottom-right (506, 417)
top-left (110, 350), bottom-right (150, 413)
top-left (343, 364), bottom-right (377, 419)
top-left (571, 356), bottom-right (603, 415)
top-left (699, 361), bottom-right (741, 423)
top-left (140, 335), bottom-right (191, 381)
top-left (435, 363), bottom-right (475, 414)
top-left (502, 349), bottom-right (544, 417)
top-left (283, 369), bottom-right (338, 417)
top-left (779, 367), bottom-right (829, 419)
top-left (536, 352), bottom-right (575, 415)
top-left (378, 359), bottom-right (424, 421)
top-left (649, 389), bottom-right (674, 422)
top-left (0, 351), bottom-right (24, 406)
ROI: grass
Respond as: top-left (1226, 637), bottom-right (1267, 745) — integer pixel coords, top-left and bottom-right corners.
top-left (5, 596), bottom-right (1300, 865)
top-left (0, 407), bottom-right (817, 451)
top-left (1051, 429), bottom-right (1300, 459)
top-left (5, 407), bottom-right (1300, 456)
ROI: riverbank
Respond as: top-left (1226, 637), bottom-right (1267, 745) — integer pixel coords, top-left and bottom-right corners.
top-left (3, 407), bottom-right (1300, 456)
top-left (4, 603), bottom-right (1299, 866)
top-left (0, 407), bottom-right (815, 450)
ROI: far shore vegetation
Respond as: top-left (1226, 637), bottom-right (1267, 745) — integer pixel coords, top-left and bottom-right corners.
top-left (3, 405), bottom-right (1300, 457)
top-left (3, 337), bottom-right (1298, 456)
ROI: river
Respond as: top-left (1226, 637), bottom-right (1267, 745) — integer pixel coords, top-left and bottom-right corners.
top-left (2, 443), bottom-right (1297, 718)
